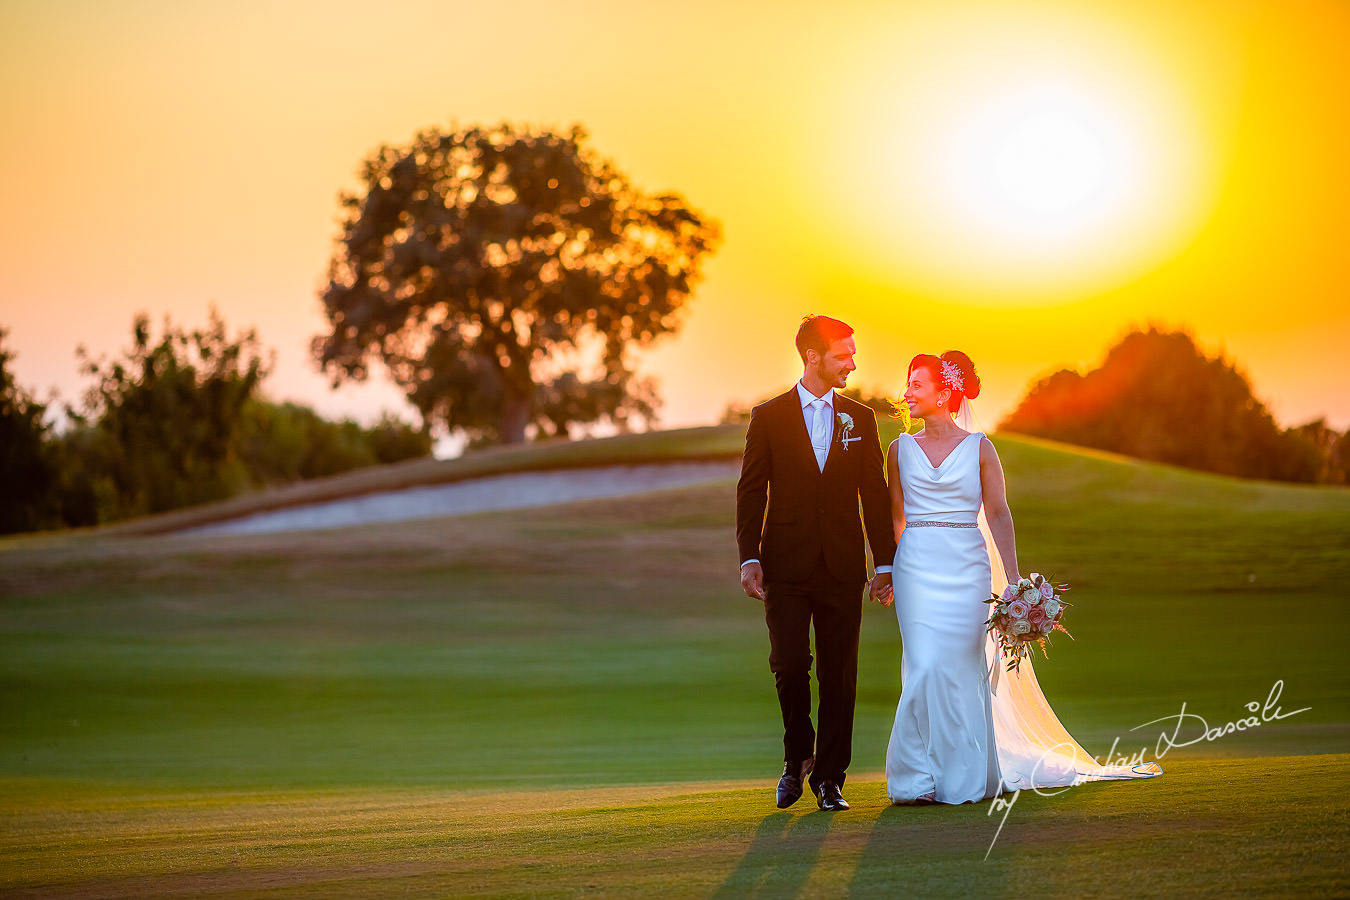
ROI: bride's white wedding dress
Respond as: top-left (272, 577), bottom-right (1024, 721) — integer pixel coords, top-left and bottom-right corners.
top-left (885, 429), bottom-right (1161, 805)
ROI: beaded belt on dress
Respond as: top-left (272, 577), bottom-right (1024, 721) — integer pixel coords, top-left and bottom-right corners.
top-left (905, 520), bottom-right (978, 528)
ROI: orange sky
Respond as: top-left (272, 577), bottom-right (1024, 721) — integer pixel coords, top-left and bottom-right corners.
top-left (2, 0), bottom-right (1347, 440)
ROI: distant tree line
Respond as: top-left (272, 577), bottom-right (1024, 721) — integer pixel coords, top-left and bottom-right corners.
top-left (1001, 328), bottom-right (1349, 485)
top-left (0, 311), bottom-right (430, 535)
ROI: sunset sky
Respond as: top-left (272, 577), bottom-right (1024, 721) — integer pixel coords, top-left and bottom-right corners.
top-left (3, 0), bottom-right (1347, 442)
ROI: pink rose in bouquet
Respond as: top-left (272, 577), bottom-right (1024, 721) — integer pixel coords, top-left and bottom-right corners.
top-left (984, 572), bottom-right (1073, 674)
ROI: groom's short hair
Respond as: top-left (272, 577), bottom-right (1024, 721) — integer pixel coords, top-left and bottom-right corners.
top-left (796, 315), bottom-right (854, 363)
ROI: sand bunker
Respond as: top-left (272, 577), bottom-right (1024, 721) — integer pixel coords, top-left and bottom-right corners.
top-left (180, 461), bottom-right (740, 537)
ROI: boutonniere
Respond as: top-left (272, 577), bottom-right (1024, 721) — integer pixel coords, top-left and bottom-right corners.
top-left (837, 412), bottom-right (860, 450)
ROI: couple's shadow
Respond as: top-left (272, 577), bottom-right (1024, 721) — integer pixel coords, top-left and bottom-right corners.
top-left (712, 810), bottom-right (834, 899)
top-left (713, 804), bottom-right (928, 899)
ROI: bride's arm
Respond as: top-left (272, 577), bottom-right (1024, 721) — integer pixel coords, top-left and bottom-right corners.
top-left (980, 437), bottom-right (1021, 583)
top-left (887, 438), bottom-right (905, 542)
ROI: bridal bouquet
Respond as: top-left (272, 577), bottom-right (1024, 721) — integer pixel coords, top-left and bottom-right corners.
top-left (985, 573), bottom-right (1072, 673)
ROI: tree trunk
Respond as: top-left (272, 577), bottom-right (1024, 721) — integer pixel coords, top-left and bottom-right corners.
top-left (499, 390), bottom-right (532, 444)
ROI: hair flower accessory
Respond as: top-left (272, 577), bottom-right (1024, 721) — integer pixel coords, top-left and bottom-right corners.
top-left (940, 359), bottom-right (965, 392)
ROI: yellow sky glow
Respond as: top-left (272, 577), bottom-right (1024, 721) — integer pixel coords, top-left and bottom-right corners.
top-left (1, 0), bottom-right (1347, 440)
top-left (811, 4), bottom-right (1223, 302)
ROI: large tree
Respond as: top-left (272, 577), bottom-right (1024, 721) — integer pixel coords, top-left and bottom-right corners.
top-left (313, 124), bottom-right (721, 445)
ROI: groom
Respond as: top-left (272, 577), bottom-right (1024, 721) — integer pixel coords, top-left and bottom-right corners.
top-left (736, 315), bottom-right (896, 811)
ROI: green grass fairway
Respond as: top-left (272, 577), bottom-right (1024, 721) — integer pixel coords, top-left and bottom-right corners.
top-left (2, 756), bottom-right (1346, 898)
top-left (2, 430), bottom-right (1348, 896)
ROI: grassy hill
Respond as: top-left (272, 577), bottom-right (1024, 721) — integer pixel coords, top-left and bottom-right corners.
top-left (1, 427), bottom-right (1347, 896)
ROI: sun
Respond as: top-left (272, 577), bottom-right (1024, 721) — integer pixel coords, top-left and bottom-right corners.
top-left (808, 4), bottom-right (1220, 305)
top-left (935, 80), bottom-right (1139, 246)
top-left (994, 114), bottom-right (1106, 215)
top-left (994, 114), bottom-right (1104, 216)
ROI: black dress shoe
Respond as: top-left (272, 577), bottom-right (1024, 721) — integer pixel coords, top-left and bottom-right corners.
top-left (814, 780), bottom-right (850, 811)
top-left (776, 758), bottom-right (814, 809)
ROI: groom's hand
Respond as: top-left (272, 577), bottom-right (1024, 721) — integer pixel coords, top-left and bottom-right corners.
top-left (740, 562), bottom-right (767, 601)
top-left (869, 572), bottom-right (894, 606)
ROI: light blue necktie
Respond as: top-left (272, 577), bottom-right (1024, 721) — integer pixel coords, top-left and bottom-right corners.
top-left (809, 398), bottom-right (829, 471)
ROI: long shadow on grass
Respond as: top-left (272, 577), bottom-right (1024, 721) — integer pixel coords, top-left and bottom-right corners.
top-left (712, 811), bottom-right (834, 899)
top-left (846, 803), bottom-right (992, 897)
top-left (848, 805), bottom-right (917, 897)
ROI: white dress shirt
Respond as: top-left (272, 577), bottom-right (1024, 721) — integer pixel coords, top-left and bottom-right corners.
top-left (797, 381), bottom-right (835, 472)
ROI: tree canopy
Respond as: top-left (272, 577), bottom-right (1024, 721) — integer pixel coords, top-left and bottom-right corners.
top-left (1001, 327), bottom-right (1341, 483)
top-left (313, 123), bottom-right (721, 445)
top-left (36, 310), bottom-right (433, 529)
top-left (69, 308), bottom-right (274, 519)
top-left (1, 311), bottom-right (433, 534)
top-left (0, 330), bottom-right (59, 533)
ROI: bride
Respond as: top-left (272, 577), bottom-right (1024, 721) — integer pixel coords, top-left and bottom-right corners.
top-left (881, 351), bottom-right (1161, 804)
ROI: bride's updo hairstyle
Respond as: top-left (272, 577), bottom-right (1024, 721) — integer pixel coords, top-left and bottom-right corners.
top-left (908, 351), bottom-right (981, 415)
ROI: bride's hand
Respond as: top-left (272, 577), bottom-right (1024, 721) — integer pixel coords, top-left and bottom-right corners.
top-left (869, 572), bottom-right (894, 607)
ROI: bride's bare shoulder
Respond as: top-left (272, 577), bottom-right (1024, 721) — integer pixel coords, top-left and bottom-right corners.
top-left (978, 433), bottom-right (1002, 464)
top-left (887, 432), bottom-right (911, 460)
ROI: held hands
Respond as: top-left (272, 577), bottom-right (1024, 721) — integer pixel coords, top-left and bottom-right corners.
top-left (869, 571), bottom-right (894, 606)
top-left (740, 562), bottom-right (767, 601)
top-left (743, 564), bottom-right (893, 605)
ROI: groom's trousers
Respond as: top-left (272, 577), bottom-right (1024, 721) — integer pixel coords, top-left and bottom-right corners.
top-left (763, 557), bottom-right (864, 789)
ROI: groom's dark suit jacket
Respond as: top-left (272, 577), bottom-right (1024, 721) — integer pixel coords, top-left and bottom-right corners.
top-left (736, 389), bottom-right (896, 585)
